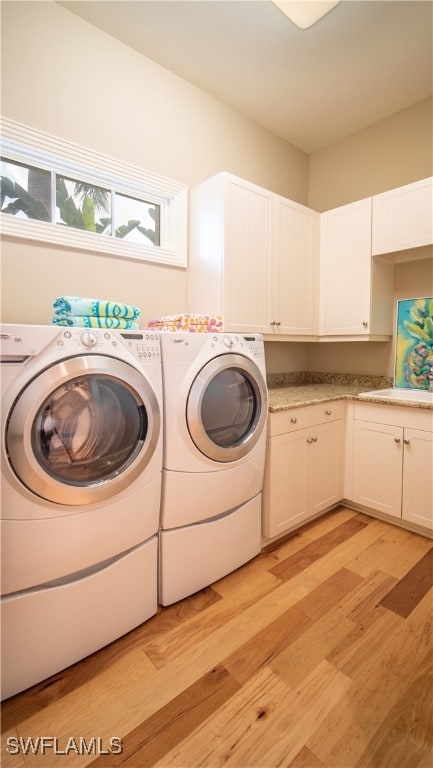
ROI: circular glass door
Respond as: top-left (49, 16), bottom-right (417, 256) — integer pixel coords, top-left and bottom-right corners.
top-left (186, 353), bottom-right (267, 462)
top-left (6, 355), bottom-right (160, 505)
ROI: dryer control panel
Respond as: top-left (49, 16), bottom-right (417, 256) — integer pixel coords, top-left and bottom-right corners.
top-left (209, 333), bottom-right (265, 362)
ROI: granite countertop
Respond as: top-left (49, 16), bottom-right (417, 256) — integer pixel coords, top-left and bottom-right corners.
top-left (266, 373), bottom-right (433, 412)
top-left (268, 383), bottom-right (369, 411)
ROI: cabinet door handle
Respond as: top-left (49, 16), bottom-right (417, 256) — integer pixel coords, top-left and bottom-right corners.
top-left (403, 438), bottom-right (410, 445)
top-left (275, 321), bottom-right (281, 326)
top-left (290, 417), bottom-right (297, 424)
top-left (362, 321), bottom-right (368, 327)
top-left (325, 409), bottom-right (332, 416)
top-left (394, 437), bottom-right (401, 443)
top-left (270, 321), bottom-right (276, 326)
top-left (307, 437), bottom-right (313, 444)
top-left (312, 436), bottom-right (318, 442)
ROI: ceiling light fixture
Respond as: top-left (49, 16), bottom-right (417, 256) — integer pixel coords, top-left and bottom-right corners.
top-left (272, 1), bottom-right (341, 29)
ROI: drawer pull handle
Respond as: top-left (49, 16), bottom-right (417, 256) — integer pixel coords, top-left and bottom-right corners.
top-left (290, 417), bottom-right (297, 424)
top-left (325, 409), bottom-right (332, 416)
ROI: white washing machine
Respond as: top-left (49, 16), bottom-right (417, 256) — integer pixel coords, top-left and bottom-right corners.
top-left (159, 332), bottom-right (268, 605)
top-left (0, 324), bottom-right (162, 699)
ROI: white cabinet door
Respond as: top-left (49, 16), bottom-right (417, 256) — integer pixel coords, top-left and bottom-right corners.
top-left (372, 177), bottom-right (433, 255)
top-left (273, 197), bottom-right (319, 335)
top-left (263, 429), bottom-right (309, 538)
top-left (402, 428), bottom-right (433, 530)
top-left (308, 420), bottom-right (344, 516)
top-left (320, 198), bottom-right (373, 335)
top-left (352, 420), bottom-right (403, 518)
top-left (263, 412), bottom-right (344, 539)
top-left (189, 172), bottom-right (319, 337)
top-left (224, 176), bottom-right (274, 333)
top-left (351, 405), bottom-right (432, 533)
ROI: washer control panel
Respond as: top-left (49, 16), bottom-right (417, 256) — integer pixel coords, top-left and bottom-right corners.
top-left (120, 331), bottom-right (161, 361)
top-left (56, 329), bottom-right (161, 361)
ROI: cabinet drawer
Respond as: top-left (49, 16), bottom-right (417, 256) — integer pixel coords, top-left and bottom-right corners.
top-left (268, 400), bottom-right (345, 436)
top-left (268, 405), bottom-right (312, 436)
top-left (306, 400), bottom-right (346, 425)
top-left (353, 401), bottom-right (433, 430)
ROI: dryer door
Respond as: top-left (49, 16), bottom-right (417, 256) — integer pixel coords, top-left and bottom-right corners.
top-left (6, 355), bottom-right (160, 505)
top-left (186, 353), bottom-right (267, 462)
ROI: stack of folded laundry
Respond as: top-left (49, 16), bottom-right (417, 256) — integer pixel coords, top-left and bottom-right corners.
top-left (52, 295), bottom-right (141, 330)
top-left (144, 313), bottom-right (223, 333)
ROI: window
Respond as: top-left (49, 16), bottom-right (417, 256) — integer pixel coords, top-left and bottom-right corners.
top-left (0, 119), bottom-right (187, 266)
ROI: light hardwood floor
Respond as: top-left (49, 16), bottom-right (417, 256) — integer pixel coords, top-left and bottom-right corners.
top-left (1, 506), bottom-right (432, 768)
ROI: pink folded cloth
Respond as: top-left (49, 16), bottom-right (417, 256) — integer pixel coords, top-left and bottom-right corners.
top-left (145, 313), bottom-right (223, 333)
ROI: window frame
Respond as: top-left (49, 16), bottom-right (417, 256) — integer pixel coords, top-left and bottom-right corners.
top-left (0, 118), bottom-right (188, 267)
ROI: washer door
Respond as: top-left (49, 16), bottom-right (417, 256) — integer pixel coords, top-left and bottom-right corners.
top-left (186, 353), bottom-right (267, 463)
top-left (6, 355), bottom-right (160, 505)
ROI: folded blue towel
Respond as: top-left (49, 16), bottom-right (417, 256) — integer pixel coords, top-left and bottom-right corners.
top-left (52, 315), bottom-right (140, 330)
top-left (53, 296), bottom-right (140, 320)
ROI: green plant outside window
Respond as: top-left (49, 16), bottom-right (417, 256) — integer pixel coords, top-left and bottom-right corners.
top-left (1, 158), bottom-right (160, 246)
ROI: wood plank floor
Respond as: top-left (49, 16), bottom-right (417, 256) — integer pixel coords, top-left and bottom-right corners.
top-left (1, 507), bottom-right (432, 768)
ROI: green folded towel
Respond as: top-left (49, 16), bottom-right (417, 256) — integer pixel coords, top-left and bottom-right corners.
top-left (52, 315), bottom-right (140, 330)
top-left (53, 295), bottom-right (140, 320)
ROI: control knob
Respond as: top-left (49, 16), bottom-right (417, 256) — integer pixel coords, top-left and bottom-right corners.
top-left (81, 331), bottom-right (97, 348)
top-left (223, 335), bottom-right (233, 348)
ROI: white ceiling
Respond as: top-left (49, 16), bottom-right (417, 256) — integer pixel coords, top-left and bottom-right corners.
top-left (59, 0), bottom-right (433, 154)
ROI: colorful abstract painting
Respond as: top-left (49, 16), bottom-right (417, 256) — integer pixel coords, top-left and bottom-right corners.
top-left (395, 297), bottom-right (433, 390)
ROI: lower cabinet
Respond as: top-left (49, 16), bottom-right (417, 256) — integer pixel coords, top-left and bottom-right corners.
top-left (263, 398), bottom-right (432, 542)
top-left (402, 429), bottom-right (433, 529)
top-left (351, 405), bottom-right (433, 531)
top-left (263, 403), bottom-right (344, 539)
top-left (352, 420), bottom-right (403, 518)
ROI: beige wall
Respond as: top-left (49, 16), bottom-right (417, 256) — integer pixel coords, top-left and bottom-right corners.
top-left (394, 255), bottom-right (433, 299)
top-left (305, 340), bottom-right (394, 378)
top-left (308, 97), bottom-right (433, 212)
top-left (0, 0), bottom-right (308, 325)
top-left (264, 342), bottom-right (308, 375)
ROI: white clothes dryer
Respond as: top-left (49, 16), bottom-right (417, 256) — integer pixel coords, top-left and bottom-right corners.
top-left (159, 332), bottom-right (268, 605)
top-left (1, 324), bottom-right (162, 699)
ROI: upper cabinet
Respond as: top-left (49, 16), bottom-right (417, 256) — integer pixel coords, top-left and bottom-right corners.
top-left (372, 177), bottom-right (433, 256)
top-left (274, 195), bottom-right (320, 335)
top-left (188, 173), bottom-right (319, 337)
top-left (320, 198), bottom-right (393, 339)
top-left (223, 175), bottom-right (274, 334)
top-left (188, 172), bottom-right (430, 341)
